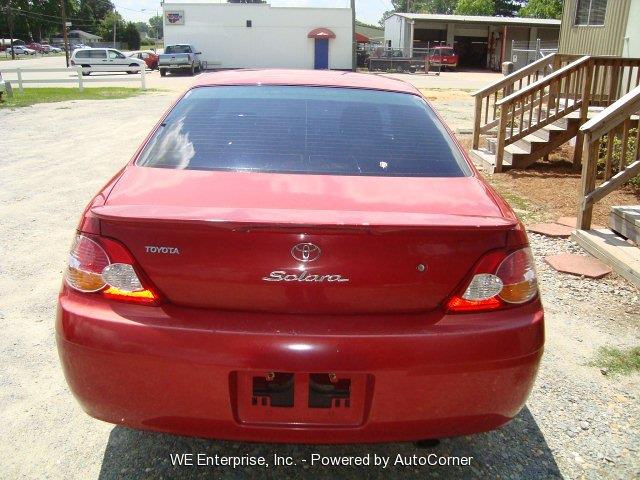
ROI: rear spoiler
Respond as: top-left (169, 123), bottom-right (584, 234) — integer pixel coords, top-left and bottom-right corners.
top-left (92, 205), bottom-right (518, 232)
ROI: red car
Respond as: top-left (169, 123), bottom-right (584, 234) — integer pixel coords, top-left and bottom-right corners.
top-left (128, 50), bottom-right (159, 70)
top-left (56, 70), bottom-right (543, 444)
top-left (26, 42), bottom-right (45, 53)
top-left (428, 46), bottom-right (459, 70)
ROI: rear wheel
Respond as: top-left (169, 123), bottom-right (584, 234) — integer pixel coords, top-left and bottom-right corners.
top-left (127, 63), bottom-right (138, 74)
top-left (190, 63), bottom-right (195, 76)
top-left (160, 68), bottom-right (167, 77)
top-left (81, 65), bottom-right (91, 76)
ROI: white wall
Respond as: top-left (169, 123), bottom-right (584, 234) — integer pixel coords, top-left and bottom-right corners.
top-left (162, 3), bottom-right (353, 70)
top-left (384, 15), bottom-right (405, 50)
top-left (623, 0), bottom-right (640, 58)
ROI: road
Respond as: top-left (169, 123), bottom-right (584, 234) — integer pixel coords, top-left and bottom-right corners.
top-left (0, 54), bottom-right (502, 92)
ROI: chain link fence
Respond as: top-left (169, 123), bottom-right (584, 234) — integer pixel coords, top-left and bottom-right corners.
top-left (511, 39), bottom-right (558, 71)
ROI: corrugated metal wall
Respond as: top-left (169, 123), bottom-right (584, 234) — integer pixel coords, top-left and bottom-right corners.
top-left (558, 0), bottom-right (631, 56)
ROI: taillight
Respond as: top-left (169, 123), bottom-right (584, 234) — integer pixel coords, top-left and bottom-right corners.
top-left (65, 234), bottom-right (159, 305)
top-left (446, 247), bottom-right (538, 313)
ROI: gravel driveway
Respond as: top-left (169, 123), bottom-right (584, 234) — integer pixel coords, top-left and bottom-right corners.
top-left (1, 92), bottom-right (638, 479)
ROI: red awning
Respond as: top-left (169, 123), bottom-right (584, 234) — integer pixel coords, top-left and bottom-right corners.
top-left (307, 28), bottom-right (336, 39)
top-left (355, 32), bottom-right (370, 43)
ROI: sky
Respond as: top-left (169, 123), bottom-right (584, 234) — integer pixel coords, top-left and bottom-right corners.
top-left (113, 0), bottom-right (393, 26)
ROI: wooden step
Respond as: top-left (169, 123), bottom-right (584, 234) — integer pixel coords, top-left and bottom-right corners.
top-left (610, 205), bottom-right (640, 245)
top-left (572, 228), bottom-right (640, 287)
top-left (469, 148), bottom-right (511, 173)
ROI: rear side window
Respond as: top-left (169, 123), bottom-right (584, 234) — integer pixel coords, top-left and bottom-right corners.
top-left (136, 86), bottom-right (469, 177)
top-left (165, 45), bottom-right (192, 54)
top-left (75, 50), bottom-right (89, 58)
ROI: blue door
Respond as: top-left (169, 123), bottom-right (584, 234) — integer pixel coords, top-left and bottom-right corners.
top-left (314, 39), bottom-right (329, 70)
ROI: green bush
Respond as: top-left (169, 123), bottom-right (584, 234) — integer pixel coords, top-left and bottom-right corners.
top-left (596, 127), bottom-right (639, 189)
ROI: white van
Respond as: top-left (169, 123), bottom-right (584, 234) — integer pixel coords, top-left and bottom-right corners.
top-left (70, 48), bottom-right (146, 75)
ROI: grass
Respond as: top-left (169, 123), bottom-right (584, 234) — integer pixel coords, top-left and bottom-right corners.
top-left (590, 346), bottom-right (640, 376)
top-left (0, 87), bottom-right (147, 108)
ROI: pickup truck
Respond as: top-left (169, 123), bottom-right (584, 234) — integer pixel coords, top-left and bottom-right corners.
top-left (158, 44), bottom-right (202, 76)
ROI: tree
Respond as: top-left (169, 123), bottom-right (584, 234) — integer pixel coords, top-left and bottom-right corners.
top-left (455, 0), bottom-right (495, 15)
top-left (148, 14), bottom-right (163, 40)
top-left (420, 0), bottom-right (458, 14)
top-left (518, 0), bottom-right (563, 19)
top-left (134, 21), bottom-right (149, 37)
top-left (124, 22), bottom-right (140, 49)
top-left (97, 11), bottom-right (125, 43)
top-left (494, 0), bottom-right (524, 16)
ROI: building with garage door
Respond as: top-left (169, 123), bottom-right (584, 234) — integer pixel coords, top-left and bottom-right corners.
top-left (162, 1), bottom-right (353, 70)
top-left (384, 13), bottom-right (560, 71)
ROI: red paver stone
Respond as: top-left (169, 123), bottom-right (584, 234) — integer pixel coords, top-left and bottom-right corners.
top-left (544, 254), bottom-right (612, 278)
top-left (528, 223), bottom-right (574, 238)
top-left (556, 216), bottom-right (605, 230)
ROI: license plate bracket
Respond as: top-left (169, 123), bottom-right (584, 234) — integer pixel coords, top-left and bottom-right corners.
top-left (232, 371), bottom-right (373, 426)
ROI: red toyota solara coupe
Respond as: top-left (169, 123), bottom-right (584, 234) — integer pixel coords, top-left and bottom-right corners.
top-left (56, 69), bottom-right (543, 444)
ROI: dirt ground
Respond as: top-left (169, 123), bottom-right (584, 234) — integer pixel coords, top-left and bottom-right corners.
top-left (456, 137), bottom-right (640, 227)
top-left (1, 86), bottom-right (639, 480)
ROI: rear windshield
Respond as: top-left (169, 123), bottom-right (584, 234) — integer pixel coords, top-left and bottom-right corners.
top-left (136, 86), bottom-right (469, 177)
top-left (164, 45), bottom-right (192, 54)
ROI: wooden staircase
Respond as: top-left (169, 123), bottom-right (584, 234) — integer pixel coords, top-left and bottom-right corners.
top-left (572, 86), bottom-right (640, 287)
top-left (470, 54), bottom-right (640, 173)
top-left (475, 115), bottom-right (580, 171)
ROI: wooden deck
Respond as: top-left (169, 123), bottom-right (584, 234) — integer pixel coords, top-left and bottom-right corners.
top-left (572, 229), bottom-right (640, 287)
top-left (610, 206), bottom-right (640, 245)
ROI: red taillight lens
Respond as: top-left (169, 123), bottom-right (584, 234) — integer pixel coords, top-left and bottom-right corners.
top-left (65, 234), bottom-right (159, 305)
top-left (446, 247), bottom-right (538, 313)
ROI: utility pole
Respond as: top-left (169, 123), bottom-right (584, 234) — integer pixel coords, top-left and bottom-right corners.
top-left (407, 0), bottom-right (412, 12)
top-left (351, 0), bottom-right (356, 71)
top-left (7, 1), bottom-right (15, 60)
top-left (113, 7), bottom-right (117, 48)
top-left (60, 0), bottom-right (69, 66)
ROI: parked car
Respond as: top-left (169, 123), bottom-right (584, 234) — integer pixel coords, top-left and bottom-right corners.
top-left (42, 44), bottom-right (62, 53)
top-left (128, 50), bottom-right (159, 70)
top-left (56, 69), bottom-right (543, 444)
top-left (70, 48), bottom-right (146, 75)
top-left (27, 42), bottom-right (46, 53)
top-left (6, 45), bottom-right (36, 56)
top-left (158, 44), bottom-right (201, 76)
top-left (427, 46), bottom-right (459, 70)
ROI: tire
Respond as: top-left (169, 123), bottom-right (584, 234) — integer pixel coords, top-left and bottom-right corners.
top-left (190, 63), bottom-right (195, 76)
top-left (81, 65), bottom-right (91, 76)
top-left (127, 63), bottom-right (138, 74)
top-left (160, 68), bottom-right (166, 77)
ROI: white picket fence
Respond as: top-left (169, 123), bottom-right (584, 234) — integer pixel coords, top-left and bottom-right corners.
top-left (1, 65), bottom-right (147, 93)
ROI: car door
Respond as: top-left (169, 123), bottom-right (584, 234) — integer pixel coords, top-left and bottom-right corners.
top-left (90, 49), bottom-right (107, 68)
top-left (108, 49), bottom-right (127, 65)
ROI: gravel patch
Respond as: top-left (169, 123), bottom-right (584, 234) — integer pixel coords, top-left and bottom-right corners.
top-left (1, 93), bottom-right (638, 479)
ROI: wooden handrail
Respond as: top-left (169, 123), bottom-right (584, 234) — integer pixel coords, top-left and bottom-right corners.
top-left (577, 85), bottom-right (640, 229)
top-left (472, 54), bottom-right (558, 98)
top-left (580, 86), bottom-right (640, 139)
top-left (496, 56), bottom-right (591, 107)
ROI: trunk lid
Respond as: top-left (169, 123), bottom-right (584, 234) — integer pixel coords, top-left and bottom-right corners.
top-left (96, 167), bottom-right (514, 314)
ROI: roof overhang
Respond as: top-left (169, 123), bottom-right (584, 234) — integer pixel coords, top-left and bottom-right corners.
top-left (393, 13), bottom-right (561, 28)
top-left (308, 28), bottom-right (336, 39)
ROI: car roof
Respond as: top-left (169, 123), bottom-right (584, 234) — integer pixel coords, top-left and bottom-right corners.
top-left (192, 69), bottom-right (420, 95)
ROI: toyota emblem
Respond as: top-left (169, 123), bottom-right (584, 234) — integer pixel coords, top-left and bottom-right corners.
top-left (291, 243), bottom-right (321, 262)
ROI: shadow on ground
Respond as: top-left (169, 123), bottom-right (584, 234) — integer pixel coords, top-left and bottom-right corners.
top-left (97, 407), bottom-right (561, 479)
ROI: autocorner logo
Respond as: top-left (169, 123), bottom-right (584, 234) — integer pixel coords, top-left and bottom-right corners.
top-left (165, 10), bottom-right (184, 25)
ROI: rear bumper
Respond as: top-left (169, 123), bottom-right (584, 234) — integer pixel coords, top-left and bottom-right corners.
top-left (56, 290), bottom-right (543, 443)
top-left (159, 63), bottom-right (191, 70)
